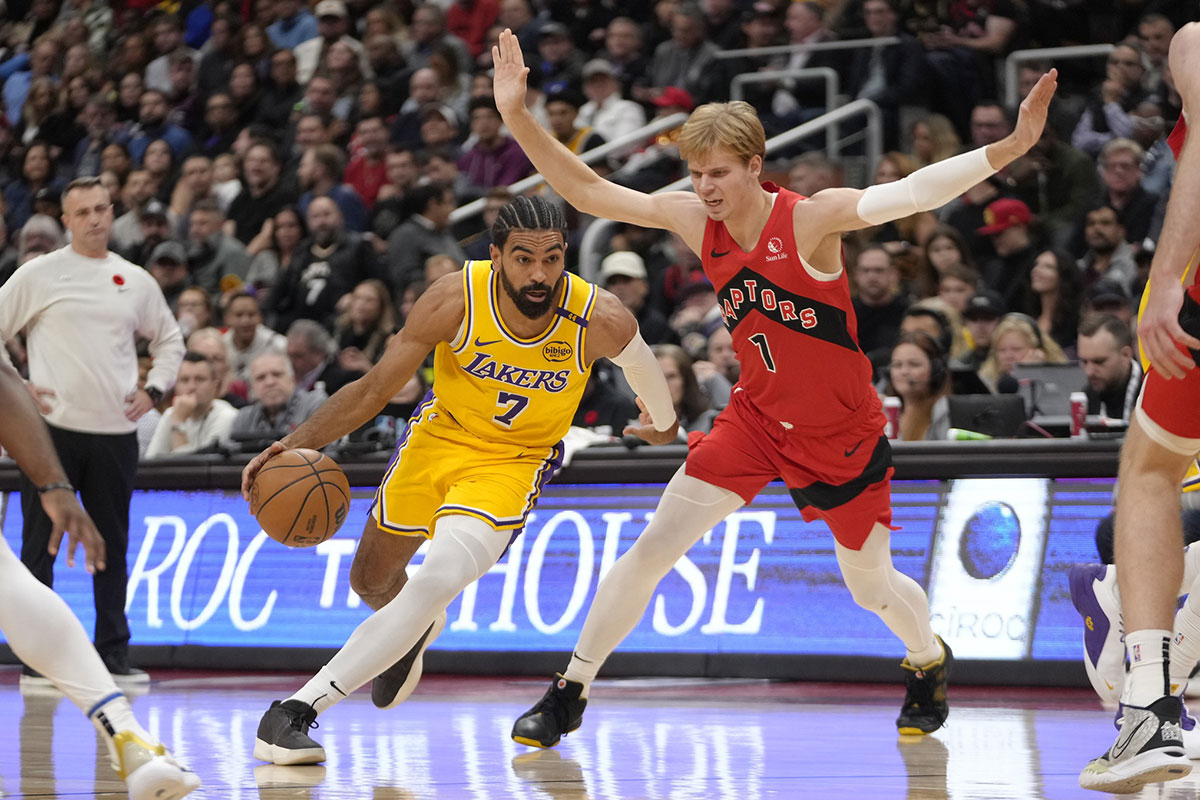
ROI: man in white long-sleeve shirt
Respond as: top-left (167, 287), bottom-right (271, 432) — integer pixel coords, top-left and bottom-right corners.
top-left (0, 176), bottom-right (185, 684)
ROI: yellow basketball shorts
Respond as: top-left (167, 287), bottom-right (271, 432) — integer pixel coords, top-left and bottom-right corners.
top-left (371, 397), bottom-right (565, 537)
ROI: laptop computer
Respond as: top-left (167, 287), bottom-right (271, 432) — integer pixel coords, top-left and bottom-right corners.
top-left (947, 395), bottom-right (1028, 438)
top-left (1011, 362), bottom-right (1087, 417)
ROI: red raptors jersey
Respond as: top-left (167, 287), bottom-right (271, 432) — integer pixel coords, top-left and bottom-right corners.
top-left (702, 183), bottom-right (881, 435)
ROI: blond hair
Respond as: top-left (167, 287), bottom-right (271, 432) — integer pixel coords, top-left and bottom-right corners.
top-left (978, 314), bottom-right (1068, 387)
top-left (677, 101), bottom-right (766, 164)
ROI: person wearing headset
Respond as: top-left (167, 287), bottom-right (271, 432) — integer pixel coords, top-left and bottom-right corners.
top-left (884, 330), bottom-right (952, 441)
top-left (978, 312), bottom-right (1068, 392)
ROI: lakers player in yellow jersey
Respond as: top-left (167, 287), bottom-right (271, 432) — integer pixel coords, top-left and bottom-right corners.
top-left (242, 196), bottom-right (679, 765)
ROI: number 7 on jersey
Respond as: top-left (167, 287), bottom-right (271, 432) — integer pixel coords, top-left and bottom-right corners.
top-left (493, 391), bottom-right (530, 427)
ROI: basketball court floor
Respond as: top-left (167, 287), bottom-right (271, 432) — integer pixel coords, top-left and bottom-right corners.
top-left (0, 668), bottom-right (1196, 799)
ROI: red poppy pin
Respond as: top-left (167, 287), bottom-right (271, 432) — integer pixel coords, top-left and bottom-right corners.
top-left (113, 274), bottom-right (125, 286)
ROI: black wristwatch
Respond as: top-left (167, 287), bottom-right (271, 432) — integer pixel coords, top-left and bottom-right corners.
top-left (144, 386), bottom-right (164, 404)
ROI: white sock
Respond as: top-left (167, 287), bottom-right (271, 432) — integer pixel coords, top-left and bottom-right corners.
top-left (562, 652), bottom-right (602, 699)
top-left (89, 694), bottom-right (159, 772)
top-left (1125, 629), bottom-right (1172, 707)
top-left (288, 515), bottom-right (507, 715)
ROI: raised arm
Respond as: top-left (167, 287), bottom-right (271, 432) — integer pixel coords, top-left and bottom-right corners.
top-left (1137, 22), bottom-right (1200, 379)
top-left (492, 28), bottom-right (704, 238)
top-left (240, 273), bottom-right (464, 497)
top-left (797, 70), bottom-right (1059, 242)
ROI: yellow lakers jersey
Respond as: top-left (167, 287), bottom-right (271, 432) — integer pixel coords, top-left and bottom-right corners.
top-left (430, 260), bottom-right (597, 447)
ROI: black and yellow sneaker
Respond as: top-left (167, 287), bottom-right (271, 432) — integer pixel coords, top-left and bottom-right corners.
top-left (511, 674), bottom-right (587, 749)
top-left (896, 637), bottom-right (952, 735)
top-left (1080, 694), bottom-right (1191, 793)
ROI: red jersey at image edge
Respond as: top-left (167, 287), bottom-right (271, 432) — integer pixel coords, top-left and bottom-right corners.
top-left (1169, 114), bottom-right (1187, 160)
top-left (700, 183), bottom-right (881, 436)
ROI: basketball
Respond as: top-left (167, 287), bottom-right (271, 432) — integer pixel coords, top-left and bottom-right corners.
top-left (249, 448), bottom-right (351, 547)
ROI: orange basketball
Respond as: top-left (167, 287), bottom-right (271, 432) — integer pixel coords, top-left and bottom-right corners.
top-left (249, 448), bottom-right (351, 547)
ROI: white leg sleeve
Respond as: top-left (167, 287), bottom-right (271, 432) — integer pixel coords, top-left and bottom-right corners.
top-left (291, 515), bottom-right (508, 712)
top-left (0, 536), bottom-right (121, 714)
top-left (568, 467), bottom-right (744, 681)
top-left (836, 523), bottom-right (940, 665)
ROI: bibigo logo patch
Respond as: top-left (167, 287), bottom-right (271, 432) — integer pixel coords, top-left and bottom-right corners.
top-left (543, 341), bottom-right (573, 362)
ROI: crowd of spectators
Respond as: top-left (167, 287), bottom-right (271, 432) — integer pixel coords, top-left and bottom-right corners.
top-left (0, 0), bottom-right (1191, 452)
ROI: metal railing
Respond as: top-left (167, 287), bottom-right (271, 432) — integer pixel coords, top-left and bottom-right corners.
top-left (730, 67), bottom-right (840, 155)
top-left (448, 112), bottom-right (689, 226)
top-left (1003, 43), bottom-right (1114, 108)
top-left (576, 99), bottom-right (883, 283)
top-left (713, 36), bottom-right (899, 61)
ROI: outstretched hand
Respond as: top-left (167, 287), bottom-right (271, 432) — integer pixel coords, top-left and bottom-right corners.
top-left (492, 28), bottom-right (529, 118)
top-left (1010, 69), bottom-right (1058, 153)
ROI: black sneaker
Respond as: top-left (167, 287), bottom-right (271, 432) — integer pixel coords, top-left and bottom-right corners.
top-left (253, 700), bottom-right (326, 766)
top-left (1080, 694), bottom-right (1192, 793)
top-left (511, 674), bottom-right (587, 749)
top-left (100, 652), bottom-right (150, 686)
top-left (896, 637), bottom-right (952, 735)
top-left (371, 611), bottom-right (447, 709)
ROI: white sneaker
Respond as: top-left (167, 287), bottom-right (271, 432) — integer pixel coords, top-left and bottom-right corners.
top-left (115, 731), bottom-right (201, 800)
top-left (1069, 564), bottom-right (1125, 707)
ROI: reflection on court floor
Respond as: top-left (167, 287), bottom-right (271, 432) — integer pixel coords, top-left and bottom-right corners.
top-left (1, 670), bottom-right (1198, 799)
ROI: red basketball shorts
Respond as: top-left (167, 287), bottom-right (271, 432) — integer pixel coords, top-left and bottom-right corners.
top-left (1137, 283), bottom-right (1200, 455)
top-left (684, 388), bottom-right (895, 550)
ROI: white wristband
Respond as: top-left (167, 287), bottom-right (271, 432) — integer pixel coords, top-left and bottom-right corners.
top-left (609, 332), bottom-right (677, 432)
top-left (856, 147), bottom-right (995, 225)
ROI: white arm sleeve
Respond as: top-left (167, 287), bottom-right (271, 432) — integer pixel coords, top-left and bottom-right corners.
top-left (609, 332), bottom-right (677, 432)
top-left (856, 147), bottom-right (996, 225)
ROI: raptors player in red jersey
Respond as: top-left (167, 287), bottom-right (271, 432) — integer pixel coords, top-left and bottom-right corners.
top-left (492, 29), bottom-right (1057, 747)
top-left (1080, 22), bottom-right (1200, 795)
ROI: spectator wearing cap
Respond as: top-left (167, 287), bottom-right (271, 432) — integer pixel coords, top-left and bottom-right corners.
top-left (1077, 313), bottom-right (1142, 423)
top-left (536, 22), bottom-right (585, 97)
top-left (186, 198), bottom-right (251, 296)
top-left (297, 144), bottom-right (369, 233)
top-left (418, 103), bottom-right (463, 158)
top-left (267, 0), bottom-right (319, 52)
top-left (598, 17), bottom-right (650, 97)
top-left (146, 240), bottom-right (191, 311)
top-left (545, 90), bottom-right (606, 155)
top-left (609, 87), bottom-right (693, 191)
top-left (386, 181), bottom-right (464, 291)
top-left (853, 245), bottom-right (910, 359)
top-left (145, 351), bottom-right (239, 457)
top-left (600, 251), bottom-right (672, 345)
top-left (977, 197), bottom-right (1038, 309)
top-left (294, 0), bottom-right (371, 86)
top-left (1077, 203), bottom-right (1137, 295)
top-left (1085, 280), bottom-right (1134, 327)
top-left (447, 0), bottom-right (500, 60)
top-left (960, 290), bottom-right (1005, 370)
top-left (578, 59), bottom-right (646, 145)
top-left (458, 97), bottom-right (534, 198)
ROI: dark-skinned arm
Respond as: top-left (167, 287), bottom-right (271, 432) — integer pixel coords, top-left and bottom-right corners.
top-left (241, 274), bottom-right (465, 498)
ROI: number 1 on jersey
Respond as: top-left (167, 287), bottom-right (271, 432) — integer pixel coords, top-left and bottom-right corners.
top-left (493, 391), bottom-right (530, 427)
top-left (748, 333), bottom-right (776, 372)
